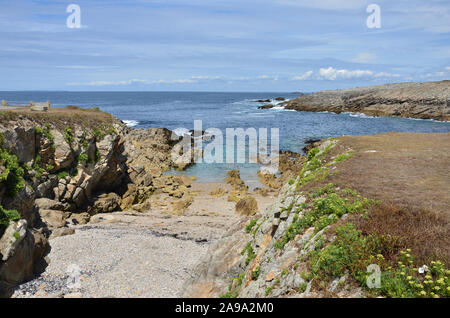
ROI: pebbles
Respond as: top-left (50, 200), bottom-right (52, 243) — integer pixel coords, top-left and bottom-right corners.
top-left (12, 222), bottom-right (208, 298)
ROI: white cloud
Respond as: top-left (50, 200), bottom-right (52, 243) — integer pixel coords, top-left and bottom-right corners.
top-left (291, 71), bottom-right (314, 80)
top-left (351, 52), bottom-right (377, 63)
top-left (318, 67), bottom-right (373, 80)
top-left (374, 72), bottom-right (401, 78)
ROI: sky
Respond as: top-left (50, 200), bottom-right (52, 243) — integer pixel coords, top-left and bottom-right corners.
top-left (0, 0), bottom-right (449, 92)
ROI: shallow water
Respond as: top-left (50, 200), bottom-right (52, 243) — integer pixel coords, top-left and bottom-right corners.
top-left (2, 91), bottom-right (450, 185)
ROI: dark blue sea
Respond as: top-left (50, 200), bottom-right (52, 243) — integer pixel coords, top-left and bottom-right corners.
top-left (2, 91), bottom-right (450, 186)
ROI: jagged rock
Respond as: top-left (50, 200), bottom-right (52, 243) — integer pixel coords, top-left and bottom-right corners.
top-left (0, 229), bottom-right (48, 297)
top-left (52, 130), bottom-right (74, 170)
top-left (0, 123), bottom-right (35, 164)
top-left (38, 209), bottom-right (67, 228)
top-left (35, 198), bottom-right (74, 212)
top-left (1, 185), bottom-right (37, 227)
top-left (70, 212), bottom-right (90, 225)
top-left (88, 193), bottom-right (121, 215)
top-left (35, 176), bottom-right (58, 199)
top-left (0, 220), bottom-right (27, 261)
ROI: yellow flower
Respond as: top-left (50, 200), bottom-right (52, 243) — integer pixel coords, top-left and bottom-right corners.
top-left (406, 248), bottom-right (411, 253)
top-left (434, 286), bottom-right (440, 291)
top-left (416, 284), bottom-right (424, 289)
top-left (407, 276), bottom-right (413, 280)
top-left (420, 291), bottom-right (426, 296)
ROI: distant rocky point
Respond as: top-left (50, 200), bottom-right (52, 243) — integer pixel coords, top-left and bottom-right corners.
top-left (280, 81), bottom-right (450, 121)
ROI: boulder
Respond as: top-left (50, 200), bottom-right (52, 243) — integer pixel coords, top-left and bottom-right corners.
top-left (0, 228), bottom-right (48, 297)
top-left (38, 209), bottom-right (67, 228)
top-left (35, 198), bottom-right (74, 212)
top-left (88, 193), bottom-right (121, 215)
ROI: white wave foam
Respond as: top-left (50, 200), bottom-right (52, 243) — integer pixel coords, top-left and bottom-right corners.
top-left (344, 112), bottom-right (376, 119)
top-left (173, 128), bottom-right (191, 137)
top-left (123, 120), bottom-right (139, 127)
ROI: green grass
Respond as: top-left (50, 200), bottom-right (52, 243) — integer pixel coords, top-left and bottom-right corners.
top-left (246, 219), bottom-right (258, 233)
top-left (241, 242), bottom-right (256, 266)
top-left (275, 187), bottom-right (373, 250)
top-left (220, 272), bottom-right (246, 298)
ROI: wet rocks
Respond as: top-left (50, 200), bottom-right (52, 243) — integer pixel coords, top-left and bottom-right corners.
top-left (258, 104), bottom-right (274, 109)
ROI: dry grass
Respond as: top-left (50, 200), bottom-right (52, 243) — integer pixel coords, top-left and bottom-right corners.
top-left (0, 106), bottom-right (116, 130)
top-left (351, 203), bottom-right (450, 265)
top-left (306, 132), bottom-right (450, 214)
top-left (302, 132), bottom-right (450, 265)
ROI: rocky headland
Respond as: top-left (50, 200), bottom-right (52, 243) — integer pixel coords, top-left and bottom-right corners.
top-left (278, 81), bottom-right (450, 121)
top-left (0, 106), bottom-right (212, 297)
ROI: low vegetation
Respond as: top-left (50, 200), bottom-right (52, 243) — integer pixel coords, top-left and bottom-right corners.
top-left (0, 204), bottom-right (20, 238)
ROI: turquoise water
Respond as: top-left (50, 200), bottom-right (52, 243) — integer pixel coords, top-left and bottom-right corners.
top-left (1, 91), bottom-right (449, 186)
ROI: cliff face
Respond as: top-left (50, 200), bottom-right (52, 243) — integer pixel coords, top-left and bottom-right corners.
top-left (0, 108), bottom-right (183, 296)
top-left (283, 80), bottom-right (450, 121)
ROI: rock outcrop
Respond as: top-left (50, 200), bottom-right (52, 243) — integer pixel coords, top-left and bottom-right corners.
top-left (281, 80), bottom-right (450, 121)
top-left (181, 140), bottom-right (363, 298)
top-left (0, 108), bottom-right (187, 296)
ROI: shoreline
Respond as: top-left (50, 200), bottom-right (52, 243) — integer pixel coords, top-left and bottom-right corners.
top-left (274, 80), bottom-right (450, 122)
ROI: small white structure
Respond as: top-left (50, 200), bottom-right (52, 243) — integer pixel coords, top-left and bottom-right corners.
top-left (30, 101), bottom-right (51, 111)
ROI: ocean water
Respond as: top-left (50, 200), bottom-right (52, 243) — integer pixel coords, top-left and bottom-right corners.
top-left (2, 91), bottom-right (450, 186)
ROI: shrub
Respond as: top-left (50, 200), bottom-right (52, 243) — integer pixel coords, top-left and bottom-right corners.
top-left (252, 266), bottom-right (260, 280)
top-left (0, 204), bottom-right (20, 238)
top-left (0, 148), bottom-right (25, 197)
top-left (78, 153), bottom-right (89, 163)
top-left (64, 126), bottom-right (74, 144)
top-left (57, 171), bottom-right (69, 179)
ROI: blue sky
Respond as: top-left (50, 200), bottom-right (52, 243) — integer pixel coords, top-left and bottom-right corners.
top-left (1, 0), bottom-right (449, 91)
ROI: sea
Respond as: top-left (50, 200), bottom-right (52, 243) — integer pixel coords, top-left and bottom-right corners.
top-left (2, 91), bottom-right (450, 187)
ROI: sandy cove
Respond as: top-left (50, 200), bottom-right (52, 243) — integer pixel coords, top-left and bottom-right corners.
top-left (11, 182), bottom-right (277, 298)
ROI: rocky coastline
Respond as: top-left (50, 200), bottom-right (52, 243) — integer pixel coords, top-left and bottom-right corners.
top-left (1, 104), bottom-right (448, 298)
top-left (0, 107), bottom-right (203, 296)
top-left (274, 81), bottom-right (450, 121)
